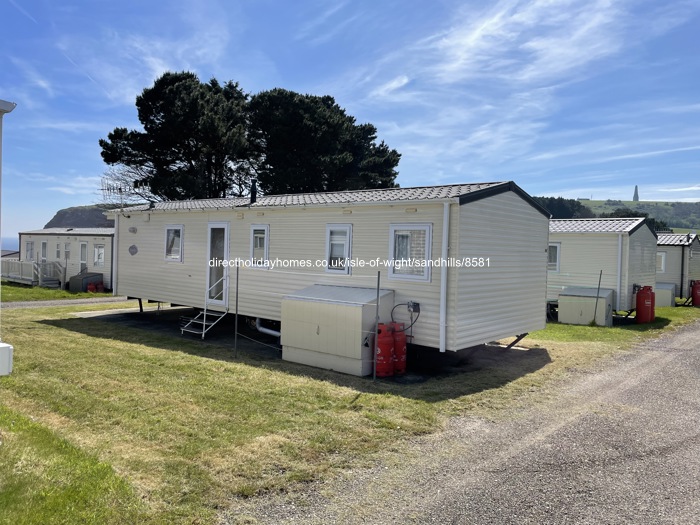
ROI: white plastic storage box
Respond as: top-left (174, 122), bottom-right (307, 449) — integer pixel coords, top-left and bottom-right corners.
top-left (0, 342), bottom-right (13, 376)
top-left (558, 287), bottom-right (615, 327)
top-left (655, 283), bottom-right (676, 307)
top-left (281, 285), bottom-right (394, 376)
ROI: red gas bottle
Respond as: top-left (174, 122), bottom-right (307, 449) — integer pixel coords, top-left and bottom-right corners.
top-left (375, 323), bottom-right (394, 377)
top-left (692, 281), bottom-right (700, 308)
top-left (390, 322), bottom-right (407, 375)
top-left (636, 286), bottom-right (655, 324)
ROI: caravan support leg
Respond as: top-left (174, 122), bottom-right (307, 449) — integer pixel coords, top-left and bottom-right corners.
top-left (506, 333), bottom-right (528, 350)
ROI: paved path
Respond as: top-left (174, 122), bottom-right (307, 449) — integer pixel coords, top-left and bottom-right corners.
top-left (228, 320), bottom-right (700, 524)
top-left (1, 296), bottom-right (133, 309)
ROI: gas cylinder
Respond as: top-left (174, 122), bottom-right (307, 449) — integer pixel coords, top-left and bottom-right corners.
top-left (375, 323), bottom-right (394, 377)
top-left (692, 281), bottom-right (700, 308)
top-left (636, 286), bottom-right (655, 324)
top-left (390, 322), bottom-right (407, 375)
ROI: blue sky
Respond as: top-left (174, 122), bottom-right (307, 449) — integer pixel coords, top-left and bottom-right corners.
top-left (1, 0), bottom-right (699, 244)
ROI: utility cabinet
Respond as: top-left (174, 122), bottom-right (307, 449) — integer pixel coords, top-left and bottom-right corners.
top-left (655, 283), bottom-right (676, 307)
top-left (558, 287), bottom-right (614, 327)
top-left (0, 342), bottom-right (13, 376)
top-left (281, 285), bottom-right (394, 376)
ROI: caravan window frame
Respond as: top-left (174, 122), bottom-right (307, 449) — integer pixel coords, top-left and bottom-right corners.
top-left (325, 224), bottom-right (352, 274)
top-left (250, 224), bottom-right (270, 268)
top-left (164, 225), bottom-right (184, 263)
top-left (388, 223), bottom-right (432, 282)
top-left (656, 251), bottom-right (666, 273)
top-left (547, 243), bottom-right (561, 272)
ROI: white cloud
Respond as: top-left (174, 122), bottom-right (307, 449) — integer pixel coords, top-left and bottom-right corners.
top-left (48, 176), bottom-right (102, 196)
top-left (424, 0), bottom-right (624, 86)
top-left (658, 185), bottom-right (700, 192)
top-left (343, 0), bottom-right (700, 187)
top-left (369, 75), bottom-right (410, 99)
top-left (22, 119), bottom-right (106, 134)
top-left (55, 0), bottom-right (232, 105)
top-left (597, 145), bottom-right (700, 163)
top-left (10, 57), bottom-right (55, 98)
top-left (8, 0), bottom-right (38, 24)
top-left (296, 0), bottom-right (350, 42)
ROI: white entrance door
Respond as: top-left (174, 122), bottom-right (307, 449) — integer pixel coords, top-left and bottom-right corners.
top-left (206, 223), bottom-right (229, 307)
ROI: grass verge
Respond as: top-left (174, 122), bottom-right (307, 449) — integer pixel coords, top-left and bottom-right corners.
top-left (1, 280), bottom-right (113, 302)
top-left (0, 405), bottom-right (149, 525)
top-left (0, 302), bottom-right (698, 523)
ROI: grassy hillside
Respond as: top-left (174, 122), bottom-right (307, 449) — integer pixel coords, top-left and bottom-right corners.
top-left (577, 199), bottom-right (700, 230)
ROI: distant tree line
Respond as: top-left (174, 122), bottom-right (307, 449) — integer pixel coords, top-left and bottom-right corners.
top-left (100, 72), bottom-right (400, 203)
top-left (532, 197), bottom-right (596, 219)
top-left (533, 197), bottom-right (678, 231)
top-left (598, 207), bottom-right (669, 232)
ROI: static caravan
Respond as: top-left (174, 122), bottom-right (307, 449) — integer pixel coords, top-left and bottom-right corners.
top-left (548, 218), bottom-right (657, 312)
top-left (109, 181), bottom-right (550, 373)
top-left (16, 228), bottom-right (114, 289)
top-left (656, 233), bottom-right (700, 300)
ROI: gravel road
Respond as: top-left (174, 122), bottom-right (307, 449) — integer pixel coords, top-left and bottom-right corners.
top-left (225, 319), bottom-right (700, 524)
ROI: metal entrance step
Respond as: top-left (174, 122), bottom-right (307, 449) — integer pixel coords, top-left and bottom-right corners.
top-left (180, 309), bottom-right (228, 339)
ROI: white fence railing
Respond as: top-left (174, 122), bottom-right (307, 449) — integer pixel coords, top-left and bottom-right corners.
top-left (2, 260), bottom-right (66, 288)
top-left (1, 259), bottom-right (38, 283)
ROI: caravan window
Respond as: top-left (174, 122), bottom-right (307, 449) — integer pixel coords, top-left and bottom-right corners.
top-left (165, 226), bottom-right (184, 262)
top-left (325, 224), bottom-right (352, 274)
top-left (547, 243), bottom-right (560, 272)
top-left (250, 225), bottom-right (269, 268)
top-left (656, 251), bottom-right (666, 273)
top-left (94, 245), bottom-right (105, 267)
top-left (389, 224), bottom-right (432, 281)
top-left (25, 241), bottom-right (34, 261)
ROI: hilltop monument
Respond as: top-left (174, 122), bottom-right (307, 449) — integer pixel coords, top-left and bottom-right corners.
top-left (633, 185), bottom-right (639, 201)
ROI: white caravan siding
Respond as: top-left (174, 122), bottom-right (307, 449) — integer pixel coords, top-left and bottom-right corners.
top-left (116, 212), bottom-right (211, 308)
top-left (19, 233), bottom-right (114, 288)
top-left (656, 246), bottom-right (682, 293)
top-left (114, 190), bottom-right (549, 351)
top-left (116, 203), bottom-right (448, 348)
top-left (624, 226), bottom-right (656, 310)
top-left (547, 233), bottom-right (621, 306)
top-left (453, 191), bottom-right (548, 349)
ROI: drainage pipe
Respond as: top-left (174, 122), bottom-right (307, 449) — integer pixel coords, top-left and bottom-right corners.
top-left (439, 202), bottom-right (450, 353)
top-left (616, 233), bottom-right (623, 311)
top-left (256, 318), bottom-right (281, 338)
top-left (680, 245), bottom-right (686, 298)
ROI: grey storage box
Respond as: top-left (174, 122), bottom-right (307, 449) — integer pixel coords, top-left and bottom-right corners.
top-left (655, 283), bottom-right (676, 307)
top-left (69, 272), bottom-right (104, 292)
top-left (558, 287), bottom-right (614, 327)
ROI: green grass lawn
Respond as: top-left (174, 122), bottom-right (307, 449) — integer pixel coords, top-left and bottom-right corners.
top-left (0, 302), bottom-right (698, 524)
top-left (1, 280), bottom-right (113, 302)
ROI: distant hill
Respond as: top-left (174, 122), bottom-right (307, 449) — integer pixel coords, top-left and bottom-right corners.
top-left (44, 204), bottom-right (120, 229)
top-left (580, 200), bottom-right (700, 230)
